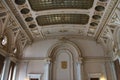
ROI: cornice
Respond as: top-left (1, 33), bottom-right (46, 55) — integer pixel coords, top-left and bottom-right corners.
top-left (2, 0), bottom-right (33, 42)
top-left (95, 0), bottom-right (120, 40)
top-left (83, 56), bottom-right (111, 62)
top-left (21, 56), bottom-right (111, 62)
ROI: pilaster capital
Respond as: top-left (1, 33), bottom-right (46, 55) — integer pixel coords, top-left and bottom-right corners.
top-left (77, 57), bottom-right (83, 64)
top-left (44, 57), bottom-right (51, 64)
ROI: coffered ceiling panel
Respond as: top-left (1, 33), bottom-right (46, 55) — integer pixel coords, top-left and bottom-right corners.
top-left (36, 14), bottom-right (89, 26)
top-left (28, 0), bottom-right (94, 11)
top-left (3, 0), bottom-right (119, 41)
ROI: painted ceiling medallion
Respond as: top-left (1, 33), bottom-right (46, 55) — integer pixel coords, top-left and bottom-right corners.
top-left (25, 17), bottom-right (33, 22)
top-left (36, 14), bottom-right (89, 26)
top-left (29, 24), bottom-right (36, 28)
top-left (95, 6), bottom-right (105, 11)
top-left (20, 8), bottom-right (30, 14)
top-left (92, 15), bottom-right (101, 20)
top-left (28, 0), bottom-right (94, 11)
top-left (15, 0), bottom-right (26, 5)
top-left (90, 22), bottom-right (98, 26)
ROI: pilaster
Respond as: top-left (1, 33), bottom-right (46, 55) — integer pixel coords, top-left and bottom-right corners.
top-left (1, 57), bottom-right (11, 80)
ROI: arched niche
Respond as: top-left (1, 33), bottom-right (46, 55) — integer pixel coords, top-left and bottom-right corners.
top-left (45, 40), bottom-right (83, 80)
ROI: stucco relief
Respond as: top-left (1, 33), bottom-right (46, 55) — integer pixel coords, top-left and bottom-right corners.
top-left (61, 61), bottom-right (67, 69)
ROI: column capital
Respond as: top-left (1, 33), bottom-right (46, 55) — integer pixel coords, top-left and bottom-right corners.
top-left (76, 57), bottom-right (83, 65)
top-left (78, 57), bottom-right (83, 64)
top-left (44, 57), bottom-right (51, 64)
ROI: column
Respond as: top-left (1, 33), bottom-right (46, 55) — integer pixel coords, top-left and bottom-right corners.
top-left (76, 58), bottom-right (82, 80)
top-left (15, 62), bottom-right (23, 80)
top-left (44, 58), bottom-right (51, 80)
top-left (14, 63), bottom-right (19, 80)
top-left (0, 37), bottom-right (2, 48)
top-left (111, 61), bottom-right (117, 80)
top-left (1, 57), bottom-right (11, 80)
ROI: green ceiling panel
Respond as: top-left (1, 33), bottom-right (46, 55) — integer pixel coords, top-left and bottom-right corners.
top-left (36, 14), bottom-right (89, 26)
top-left (28, 0), bottom-right (94, 11)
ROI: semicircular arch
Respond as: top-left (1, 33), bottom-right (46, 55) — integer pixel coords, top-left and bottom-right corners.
top-left (47, 40), bottom-right (82, 58)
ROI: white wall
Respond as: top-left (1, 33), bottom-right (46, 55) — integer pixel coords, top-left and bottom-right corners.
top-left (23, 39), bottom-right (58, 57)
top-left (23, 39), bottom-right (104, 58)
top-left (18, 60), bottom-right (45, 80)
top-left (17, 39), bottom-right (113, 80)
top-left (18, 62), bottom-right (27, 80)
top-left (84, 62), bottom-right (106, 80)
top-left (72, 39), bottom-right (105, 57)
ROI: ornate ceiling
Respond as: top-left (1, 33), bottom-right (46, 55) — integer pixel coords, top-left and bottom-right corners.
top-left (2, 0), bottom-right (120, 42)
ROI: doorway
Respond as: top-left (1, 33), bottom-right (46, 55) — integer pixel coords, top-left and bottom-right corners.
top-left (30, 78), bottom-right (38, 80)
top-left (90, 78), bottom-right (99, 80)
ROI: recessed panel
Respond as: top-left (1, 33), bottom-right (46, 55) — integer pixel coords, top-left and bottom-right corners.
top-left (36, 14), bottom-right (89, 26)
top-left (90, 22), bottom-right (98, 26)
top-left (95, 6), bottom-right (105, 11)
top-left (25, 17), bottom-right (33, 22)
top-left (20, 8), bottom-right (30, 14)
top-left (15, 0), bottom-right (26, 5)
top-left (92, 15), bottom-right (101, 20)
top-left (28, 0), bottom-right (94, 11)
top-left (29, 24), bottom-right (36, 28)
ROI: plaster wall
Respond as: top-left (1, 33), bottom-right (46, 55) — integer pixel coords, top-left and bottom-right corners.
top-left (23, 39), bottom-right (104, 58)
top-left (18, 39), bottom-right (113, 80)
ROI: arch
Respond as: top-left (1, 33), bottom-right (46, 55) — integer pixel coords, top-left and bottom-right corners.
top-left (46, 40), bottom-right (83, 80)
top-left (47, 40), bottom-right (82, 58)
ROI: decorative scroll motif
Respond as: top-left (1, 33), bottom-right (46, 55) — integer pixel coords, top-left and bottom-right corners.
top-left (61, 61), bottom-right (67, 69)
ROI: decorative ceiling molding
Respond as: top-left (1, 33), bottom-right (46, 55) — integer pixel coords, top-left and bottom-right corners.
top-left (0, 1), bottom-right (33, 58)
top-left (95, 0), bottom-right (120, 40)
top-left (3, 0), bottom-right (33, 41)
top-left (1, 0), bottom-right (120, 42)
top-left (21, 56), bottom-right (111, 62)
